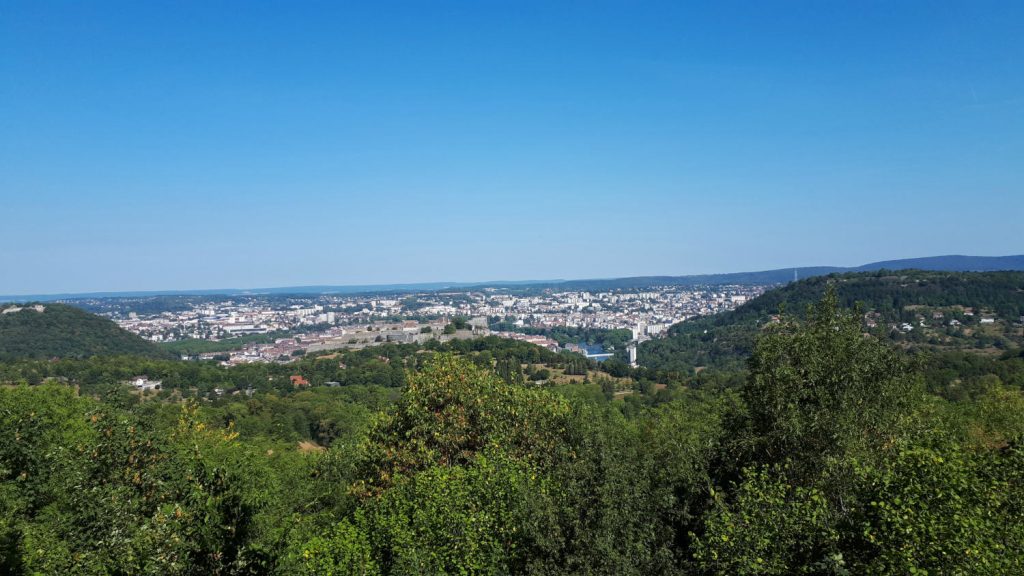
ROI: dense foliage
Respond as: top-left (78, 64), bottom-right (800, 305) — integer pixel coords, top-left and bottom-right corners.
top-left (0, 303), bottom-right (175, 361)
top-left (1, 287), bottom-right (1023, 573)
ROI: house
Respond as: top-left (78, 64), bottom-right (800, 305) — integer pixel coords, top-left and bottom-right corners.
top-left (290, 375), bottom-right (310, 387)
top-left (980, 317), bottom-right (996, 324)
top-left (130, 376), bottom-right (161, 391)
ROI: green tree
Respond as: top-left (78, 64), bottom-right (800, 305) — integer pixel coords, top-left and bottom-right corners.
top-left (351, 355), bottom-right (574, 498)
top-left (283, 516), bottom-right (379, 576)
top-left (495, 356), bottom-right (524, 386)
top-left (741, 289), bottom-right (922, 482)
top-left (360, 453), bottom-right (541, 575)
top-left (849, 441), bottom-right (1024, 575)
top-left (692, 466), bottom-right (843, 575)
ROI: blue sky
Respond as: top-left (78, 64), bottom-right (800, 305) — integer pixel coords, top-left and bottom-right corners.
top-left (2, 1), bottom-right (1022, 295)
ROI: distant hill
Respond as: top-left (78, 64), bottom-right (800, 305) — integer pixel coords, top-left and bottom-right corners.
top-left (851, 254), bottom-right (1024, 273)
top-left (2, 255), bottom-right (1022, 301)
top-left (0, 303), bottom-right (175, 361)
top-left (0, 279), bottom-right (558, 302)
top-left (638, 270), bottom-right (1024, 374)
top-left (551, 267), bottom-right (846, 290)
top-left (559, 255), bottom-right (1024, 290)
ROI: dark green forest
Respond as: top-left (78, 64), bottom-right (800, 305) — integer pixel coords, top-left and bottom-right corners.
top-left (2, 281), bottom-right (1024, 574)
top-left (0, 304), bottom-right (175, 361)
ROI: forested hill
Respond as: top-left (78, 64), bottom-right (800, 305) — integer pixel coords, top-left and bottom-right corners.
top-left (639, 270), bottom-right (1024, 374)
top-left (0, 303), bottom-right (174, 361)
top-left (851, 254), bottom-right (1024, 273)
top-left (539, 254), bottom-right (1024, 291)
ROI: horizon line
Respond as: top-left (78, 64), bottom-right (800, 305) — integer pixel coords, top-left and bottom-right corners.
top-left (4, 253), bottom-right (1022, 302)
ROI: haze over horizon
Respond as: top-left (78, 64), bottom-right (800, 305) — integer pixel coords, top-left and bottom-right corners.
top-left (3, 1), bottom-right (1023, 295)
top-left (2, 253), bottom-right (1023, 300)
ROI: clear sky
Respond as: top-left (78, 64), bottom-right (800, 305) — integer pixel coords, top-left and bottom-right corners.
top-left (2, 1), bottom-right (1022, 295)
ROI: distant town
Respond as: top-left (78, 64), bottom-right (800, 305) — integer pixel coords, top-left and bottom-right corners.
top-left (71, 285), bottom-right (769, 365)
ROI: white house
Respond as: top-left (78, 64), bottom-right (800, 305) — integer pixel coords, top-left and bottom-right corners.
top-left (130, 376), bottom-right (161, 391)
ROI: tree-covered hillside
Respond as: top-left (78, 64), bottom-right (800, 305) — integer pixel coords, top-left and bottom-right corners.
top-left (639, 271), bottom-right (1024, 375)
top-left (0, 303), bottom-right (175, 361)
top-left (0, 335), bottom-right (598, 397)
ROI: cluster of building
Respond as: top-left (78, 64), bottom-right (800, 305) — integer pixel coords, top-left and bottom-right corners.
top-left (206, 319), bottom-right (485, 365)
top-left (479, 287), bottom-right (760, 337)
top-left (865, 307), bottom-right (1002, 334)
top-left (113, 302), bottom-right (339, 342)
top-left (94, 284), bottom-right (766, 365)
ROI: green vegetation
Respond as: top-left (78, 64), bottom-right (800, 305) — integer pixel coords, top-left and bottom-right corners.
top-left (1, 284), bottom-right (1023, 573)
top-left (0, 303), bottom-right (175, 361)
top-left (161, 332), bottom-right (286, 356)
top-left (640, 270), bottom-right (1024, 376)
top-left (488, 324), bottom-right (635, 351)
top-left (0, 334), bottom-right (600, 401)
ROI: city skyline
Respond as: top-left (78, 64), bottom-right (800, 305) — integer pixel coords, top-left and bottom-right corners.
top-left (3, 2), bottom-right (1023, 294)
